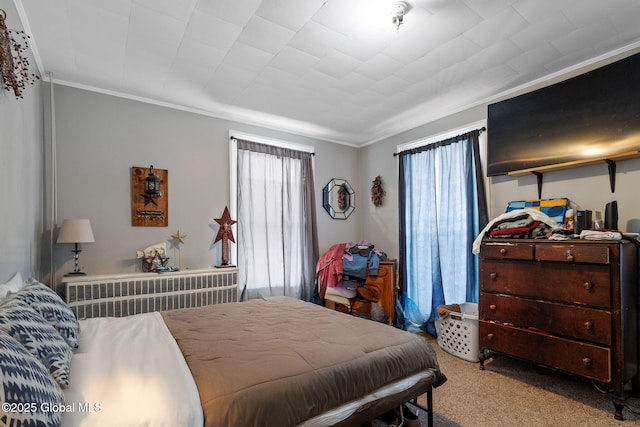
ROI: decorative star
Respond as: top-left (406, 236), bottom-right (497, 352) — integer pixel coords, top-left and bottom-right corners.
top-left (171, 230), bottom-right (187, 245)
top-left (140, 193), bottom-right (159, 206)
top-left (214, 206), bottom-right (236, 243)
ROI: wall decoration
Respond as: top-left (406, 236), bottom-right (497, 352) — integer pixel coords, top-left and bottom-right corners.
top-left (136, 242), bottom-right (170, 272)
top-left (171, 230), bottom-right (186, 245)
top-left (0, 9), bottom-right (39, 98)
top-left (371, 175), bottom-right (385, 207)
top-left (170, 230), bottom-right (187, 269)
top-left (213, 206), bottom-right (236, 267)
top-left (323, 178), bottom-right (355, 219)
top-left (131, 165), bottom-right (168, 226)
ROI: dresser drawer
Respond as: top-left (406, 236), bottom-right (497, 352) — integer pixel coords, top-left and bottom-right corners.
top-left (364, 263), bottom-right (391, 286)
top-left (480, 293), bottom-right (612, 345)
top-left (480, 260), bottom-right (611, 308)
top-left (535, 244), bottom-right (610, 264)
top-left (481, 242), bottom-right (534, 260)
top-left (480, 321), bottom-right (611, 383)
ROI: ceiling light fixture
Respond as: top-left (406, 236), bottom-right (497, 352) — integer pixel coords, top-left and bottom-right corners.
top-left (390, 1), bottom-right (409, 32)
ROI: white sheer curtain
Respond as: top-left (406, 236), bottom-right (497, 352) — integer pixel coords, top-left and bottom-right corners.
top-left (236, 139), bottom-right (318, 301)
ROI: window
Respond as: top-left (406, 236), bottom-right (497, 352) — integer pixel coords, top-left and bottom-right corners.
top-left (397, 123), bottom-right (488, 334)
top-left (230, 132), bottom-right (319, 301)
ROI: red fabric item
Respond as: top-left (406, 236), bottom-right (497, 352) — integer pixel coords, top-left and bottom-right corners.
top-left (316, 243), bottom-right (347, 298)
top-left (489, 221), bottom-right (541, 237)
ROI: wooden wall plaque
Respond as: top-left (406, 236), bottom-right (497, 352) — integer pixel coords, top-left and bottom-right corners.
top-left (131, 166), bottom-right (168, 226)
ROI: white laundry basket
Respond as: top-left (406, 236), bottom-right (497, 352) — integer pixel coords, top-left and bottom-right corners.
top-left (434, 302), bottom-right (479, 362)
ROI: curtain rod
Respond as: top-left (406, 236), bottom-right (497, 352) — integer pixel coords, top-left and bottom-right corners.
top-left (230, 136), bottom-right (315, 155)
top-left (392, 126), bottom-right (486, 157)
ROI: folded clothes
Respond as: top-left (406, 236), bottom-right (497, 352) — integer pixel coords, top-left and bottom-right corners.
top-left (580, 230), bottom-right (622, 240)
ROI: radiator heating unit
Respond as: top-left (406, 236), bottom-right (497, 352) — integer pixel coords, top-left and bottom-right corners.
top-left (64, 268), bottom-right (238, 319)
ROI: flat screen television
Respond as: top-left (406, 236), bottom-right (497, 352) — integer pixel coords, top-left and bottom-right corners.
top-left (487, 52), bottom-right (640, 176)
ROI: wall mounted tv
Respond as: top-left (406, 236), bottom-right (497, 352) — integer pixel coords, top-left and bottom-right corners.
top-left (487, 52), bottom-right (640, 177)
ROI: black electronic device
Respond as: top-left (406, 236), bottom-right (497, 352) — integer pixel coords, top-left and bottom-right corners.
top-left (605, 201), bottom-right (618, 230)
top-left (575, 210), bottom-right (592, 235)
top-left (487, 53), bottom-right (640, 176)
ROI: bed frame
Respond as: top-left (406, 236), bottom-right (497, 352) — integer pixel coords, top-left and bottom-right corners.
top-left (62, 268), bottom-right (436, 426)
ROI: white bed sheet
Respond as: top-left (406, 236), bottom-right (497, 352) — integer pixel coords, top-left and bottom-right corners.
top-left (62, 312), bottom-right (203, 427)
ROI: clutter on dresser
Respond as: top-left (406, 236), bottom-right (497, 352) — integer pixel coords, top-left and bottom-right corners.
top-left (316, 241), bottom-right (397, 324)
top-left (473, 198), bottom-right (635, 253)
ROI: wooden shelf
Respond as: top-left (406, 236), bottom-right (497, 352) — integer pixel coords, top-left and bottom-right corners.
top-left (506, 150), bottom-right (640, 197)
top-left (507, 150), bottom-right (640, 177)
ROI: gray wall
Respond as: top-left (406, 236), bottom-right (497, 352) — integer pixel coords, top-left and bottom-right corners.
top-left (52, 85), bottom-right (363, 284)
top-left (0, 0), bottom-right (44, 283)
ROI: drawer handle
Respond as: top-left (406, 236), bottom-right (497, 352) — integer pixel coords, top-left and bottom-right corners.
top-left (489, 304), bottom-right (497, 311)
top-left (490, 273), bottom-right (497, 280)
top-left (499, 248), bottom-right (507, 255)
top-left (565, 250), bottom-right (574, 261)
top-left (487, 333), bottom-right (494, 341)
top-left (583, 321), bottom-right (593, 330)
top-left (582, 357), bottom-right (592, 366)
top-left (583, 281), bottom-right (593, 291)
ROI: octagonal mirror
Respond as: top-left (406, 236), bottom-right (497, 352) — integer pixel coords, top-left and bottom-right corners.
top-left (323, 178), bottom-right (355, 220)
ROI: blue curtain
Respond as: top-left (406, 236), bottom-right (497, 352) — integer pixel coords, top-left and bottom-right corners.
top-left (398, 130), bottom-right (487, 335)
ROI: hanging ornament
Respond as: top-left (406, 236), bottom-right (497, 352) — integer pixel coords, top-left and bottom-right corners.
top-left (371, 175), bottom-right (385, 207)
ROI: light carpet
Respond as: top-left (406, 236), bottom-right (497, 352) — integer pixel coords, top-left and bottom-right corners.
top-left (379, 335), bottom-right (640, 426)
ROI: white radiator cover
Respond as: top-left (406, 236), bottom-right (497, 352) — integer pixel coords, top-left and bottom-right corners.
top-left (63, 268), bottom-right (238, 319)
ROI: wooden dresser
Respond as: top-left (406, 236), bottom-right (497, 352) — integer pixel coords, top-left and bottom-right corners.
top-left (478, 239), bottom-right (638, 420)
top-left (324, 260), bottom-right (397, 325)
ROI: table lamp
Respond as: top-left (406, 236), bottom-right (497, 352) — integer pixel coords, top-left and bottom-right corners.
top-left (57, 219), bottom-right (95, 275)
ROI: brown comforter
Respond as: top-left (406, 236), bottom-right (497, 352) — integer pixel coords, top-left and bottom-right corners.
top-left (161, 296), bottom-right (445, 427)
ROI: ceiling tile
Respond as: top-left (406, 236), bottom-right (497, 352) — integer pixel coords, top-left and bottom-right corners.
top-left (510, 14), bottom-right (575, 52)
top-left (551, 20), bottom-right (619, 55)
top-left (205, 63), bottom-right (257, 103)
top-left (238, 16), bottom-right (295, 55)
top-left (128, 4), bottom-right (187, 49)
top-left (461, 0), bottom-right (519, 19)
top-left (185, 9), bottom-right (243, 51)
top-left (332, 72), bottom-right (376, 94)
top-left (562, 0), bottom-right (624, 27)
top-left (369, 75), bottom-right (410, 97)
top-left (269, 47), bottom-right (320, 77)
top-left (511, 0), bottom-right (575, 23)
top-left (355, 53), bottom-right (404, 81)
top-left (463, 8), bottom-right (529, 48)
top-left (223, 43), bottom-right (274, 73)
top-left (289, 21), bottom-right (347, 59)
top-left (506, 45), bottom-right (562, 74)
top-left (133, 0), bottom-right (198, 22)
top-left (195, 0), bottom-right (261, 27)
top-left (255, 0), bottom-right (327, 32)
top-left (312, 50), bottom-right (362, 79)
top-left (396, 36), bottom-right (480, 84)
top-left (174, 39), bottom-right (226, 71)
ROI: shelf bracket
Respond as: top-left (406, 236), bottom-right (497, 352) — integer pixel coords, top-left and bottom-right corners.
top-left (533, 172), bottom-right (543, 199)
top-left (605, 159), bottom-right (616, 193)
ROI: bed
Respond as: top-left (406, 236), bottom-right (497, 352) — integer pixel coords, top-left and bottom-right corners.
top-left (0, 276), bottom-right (446, 427)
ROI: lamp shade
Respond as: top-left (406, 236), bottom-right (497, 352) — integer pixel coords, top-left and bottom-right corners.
top-left (57, 219), bottom-right (95, 244)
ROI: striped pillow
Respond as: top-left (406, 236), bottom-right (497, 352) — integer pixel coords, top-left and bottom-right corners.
top-left (0, 298), bottom-right (73, 388)
top-left (14, 280), bottom-right (80, 350)
top-left (0, 331), bottom-right (65, 427)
